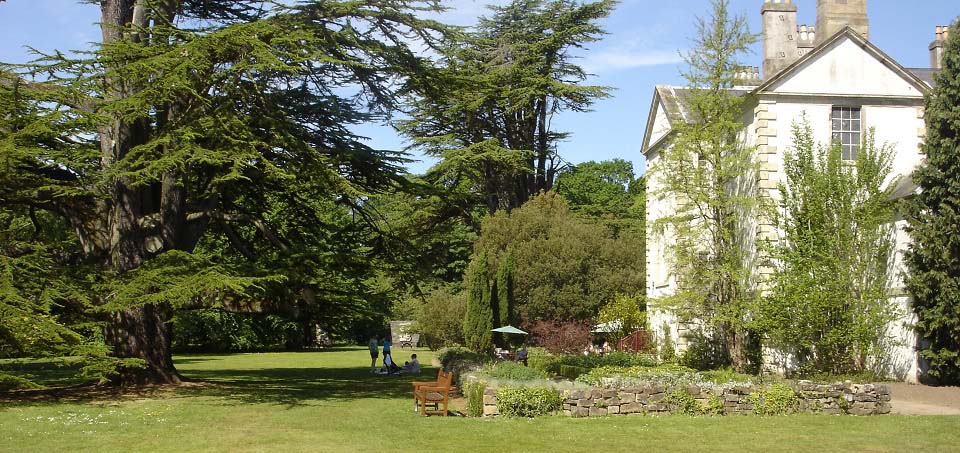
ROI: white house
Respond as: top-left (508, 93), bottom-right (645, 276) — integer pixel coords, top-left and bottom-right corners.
top-left (641, 0), bottom-right (948, 382)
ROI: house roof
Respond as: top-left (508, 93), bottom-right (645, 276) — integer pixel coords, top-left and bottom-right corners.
top-left (889, 174), bottom-right (919, 201)
top-left (641, 85), bottom-right (753, 155)
top-left (907, 68), bottom-right (939, 88)
top-left (641, 27), bottom-right (934, 157)
top-left (753, 26), bottom-right (931, 95)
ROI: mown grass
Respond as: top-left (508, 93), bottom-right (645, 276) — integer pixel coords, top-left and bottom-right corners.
top-left (1, 347), bottom-right (959, 452)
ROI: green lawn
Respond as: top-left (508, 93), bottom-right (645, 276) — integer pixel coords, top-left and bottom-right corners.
top-left (2, 347), bottom-right (959, 452)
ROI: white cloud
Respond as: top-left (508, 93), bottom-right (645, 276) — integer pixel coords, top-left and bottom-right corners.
top-left (582, 48), bottom-right (684, 74)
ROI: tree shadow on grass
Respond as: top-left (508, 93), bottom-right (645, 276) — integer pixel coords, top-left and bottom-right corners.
top-left (0, 362), bottom-right (439, 410)
top-left (173, 365), bottom-right (439, 408)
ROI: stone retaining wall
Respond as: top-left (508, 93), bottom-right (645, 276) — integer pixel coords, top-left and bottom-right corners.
top-left (479, 381), bottom-right (891, 417)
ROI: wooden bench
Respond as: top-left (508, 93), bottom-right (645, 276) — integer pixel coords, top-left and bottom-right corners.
top-left (412, 369), bottom-right (454, 416)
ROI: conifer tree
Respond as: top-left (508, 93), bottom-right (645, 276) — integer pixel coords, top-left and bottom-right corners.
top-left (464, 251), bottom-right (494, 352)
top-left (496, 254), bottom-right (515, 328)
top-left (0, 0), bottom-right (445, 385)
top-left (905, 21), bottom-right (960, 385)
top-left (400, 0), bottom-right (614, 213)
top-left (652, 0), bottom-right (759, 371)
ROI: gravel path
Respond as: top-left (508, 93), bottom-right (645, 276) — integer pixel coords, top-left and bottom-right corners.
top-left (886, 382), bottom-right (960, 415)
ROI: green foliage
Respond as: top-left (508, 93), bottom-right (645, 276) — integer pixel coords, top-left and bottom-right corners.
top-left (464, 252), bottom-right (494, 353)
top-left (651, 0), bottom-right (760, 371)
top-left (0, 372), bottom-right (41, 391)
top-left (750, 384), bottom-right (798, 416)
top-left (495, 254), bottom-right (515, 330)
top-left (559, 365), bottom-right (590, 380)
top-left (704, 395), bottom-right (726, 416)
top-left (495, 386), bottom-right (563, 417)
top-left (438, 346), bottom-right (488, 384)
top-left (0, 0), bottom-right (452, 382)
top-left (470, 193), bottom-right (645, 322)
top-left (905, 21), bottom-right (960, 385)
top-left (575, 364), bottom-right (700, 386)
top-left (760, 119), bottom-right (899, 375)
top-left (400, 0), bottom-right (615, 213)
top-left (678, 331), bottom-right (730, 371)
top-left (556, 159), bottom-right (638, 219)
top-left (660, 324), bottom-right (677, 363)
top-left (699, 368), bottom-right (755, 385)
top-left (596, 294), bottom-right (647, 340)
top-left (556, 351), bottom-right (659, 370)
top-left (463, 381), bottom-right (487, 417)
top-left (172, 309), bottom-right (303, 352)
top-left (526, 347), bottom-right (560, 375)
top-left (406, 285), bottom-right (467, 350)
top-left (667, 389), bottom-right (701, 416)
top-left (555, 159), bottom-right (647, 245)
top-left (479, 361), bottom-right (548, 382)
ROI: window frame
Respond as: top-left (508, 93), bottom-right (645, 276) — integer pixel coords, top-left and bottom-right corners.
top-left (831, 105), bottom-right (862, 161)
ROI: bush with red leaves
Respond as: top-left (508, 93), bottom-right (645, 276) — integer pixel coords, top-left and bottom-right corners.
top-left (529, 320), bottom-right (592, 354)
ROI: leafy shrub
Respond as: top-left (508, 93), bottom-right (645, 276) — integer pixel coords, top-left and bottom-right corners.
top-left (406, 285), bottom-right (467, 350)
top-left (660, 323), bottom-right (676, 363)
top-left (495, 386), bottom-right (563, 417)
top-left (575, 364), bottom-right (699, 386)
top-left (596, 294), bottom-right (648, 340)
top-left (463, 381), bottom-right (486, 417)
top-left (700, 368), bottom-right (755, 385)
top-left (529, 320), bottom-right (592, 354)
top-left (704, 395), bottom-right (725, 416)
top-left (559, 365), bottom-right (590, 380)
top-left (527, 347), bottom-right (561, 375)
top-left (557, 351), bottom-right (658, 369)
top-left (678, 331), bottom-right (729, 371)
top-left (666, 389), bottom-right (700, 415)
top-left (438, 346), bottom-right (487, 384)
top-left (751, 384), bottom-right (798, 416)
top-left (172, 309), bottom-right (303, 352)
top-left (480, 361), bottom-right (548, 382)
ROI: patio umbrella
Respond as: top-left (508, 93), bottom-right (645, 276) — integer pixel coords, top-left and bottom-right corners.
top-left (491, 325), bottom-right (528, 335)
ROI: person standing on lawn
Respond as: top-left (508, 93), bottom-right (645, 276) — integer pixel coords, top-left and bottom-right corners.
top-left (368, 335), bottom-right (379, 372)
top-left (382, 335), bottom-right (393, 369)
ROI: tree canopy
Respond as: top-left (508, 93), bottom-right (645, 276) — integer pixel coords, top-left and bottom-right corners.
top-left (0, 0), bottom-right (448, 385)
top-left (905, 20), bottom-right (960, 385)
top-left (399, 0), bottom-right (615, 214)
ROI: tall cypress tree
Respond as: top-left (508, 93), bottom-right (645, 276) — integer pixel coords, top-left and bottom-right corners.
top-left (496, 254), bottom-right (515, 328)
top-left (464, 251), bottom-right (494, 352)
top-left (905, 21), bottom-right (960, 385)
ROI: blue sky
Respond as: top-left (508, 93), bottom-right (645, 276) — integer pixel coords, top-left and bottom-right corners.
top-left (1, 0), bottom-right (956, 176)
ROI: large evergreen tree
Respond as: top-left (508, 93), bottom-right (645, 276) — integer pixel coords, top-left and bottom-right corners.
top-left (0, 0), bottom-right (445, 385)
top-left (400, 0), bottom-right (614, 214)
top-left (905, 21), bottom-right (960, 385)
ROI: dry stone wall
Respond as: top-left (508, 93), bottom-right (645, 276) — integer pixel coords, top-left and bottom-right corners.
top-left (480, 380), bottom-right (891, 417)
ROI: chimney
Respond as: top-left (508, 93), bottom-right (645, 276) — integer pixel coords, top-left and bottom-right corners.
top-left (930, 25), bottom-right (950, 69)
top-left (762, 0), bottom-right (799, 79)
top-left (734, 66), bottom-right (762, 86)
top-left (815, 0), bottom-right (869, 45)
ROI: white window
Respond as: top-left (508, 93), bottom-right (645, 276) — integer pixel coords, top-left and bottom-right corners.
top-left (831, 106), bottom-right (861, 160)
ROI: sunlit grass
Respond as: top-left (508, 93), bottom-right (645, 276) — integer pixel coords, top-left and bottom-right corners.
top-left (1, 347), bottom-right (959, 452)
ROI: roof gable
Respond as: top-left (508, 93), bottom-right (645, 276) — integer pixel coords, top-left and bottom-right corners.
top-left (756, 27), bottom-right (929, 97)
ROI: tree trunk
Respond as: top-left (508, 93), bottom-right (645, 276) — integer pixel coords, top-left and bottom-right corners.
top-left (99, 0), bottom-right (182, 386)
top-left (105, 303), bottom-right (181, 386)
